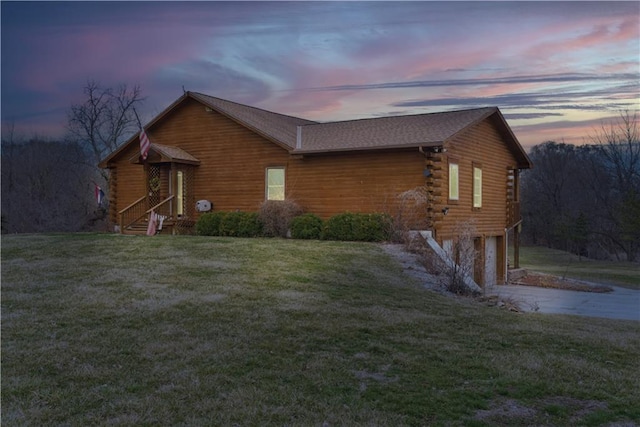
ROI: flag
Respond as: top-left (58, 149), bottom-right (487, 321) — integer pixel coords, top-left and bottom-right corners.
top-left (146, 210), bottom-right (158, 236)
top-left (95, 184), bottom-right (105, 207)
top-left (140, 128), bottom-right (151, 160)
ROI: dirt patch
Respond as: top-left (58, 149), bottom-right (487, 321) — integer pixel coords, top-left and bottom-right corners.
top-left (511, 271), bottom-right (614, 293)
top-left (473, 397), bottom-right (622, 425)
top-left (474, 399), bottom-right (537, 423)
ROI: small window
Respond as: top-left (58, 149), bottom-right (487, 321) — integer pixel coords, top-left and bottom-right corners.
top-left (449, 163), bottom-right (459, 201)
top-left (473, 166), bottom-right (482, 208)
top-left (266, 167), bottom-right (285, 201)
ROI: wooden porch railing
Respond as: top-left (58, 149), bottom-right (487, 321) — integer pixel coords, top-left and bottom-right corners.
top-left (507, 200), bottom-right (521, 229)
top-left (119, 196), bottom-right (147, 231)
top-left (147, 195), bottom-right (174, 219)
top-left (118, 195), bottom-right (176, 233)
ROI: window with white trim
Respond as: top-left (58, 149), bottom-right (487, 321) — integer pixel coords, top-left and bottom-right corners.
top-left (449, 162), bottom-right (459, 201)
top-left (266, 167), bottom-right (285, 201)
top-left (473, 165), bottom-right (482, 208)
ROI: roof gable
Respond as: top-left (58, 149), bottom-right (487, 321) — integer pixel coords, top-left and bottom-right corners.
top-left (99, 92), bottom-right (315, 167)
top-left (189, 92), bottom-right (317, 150)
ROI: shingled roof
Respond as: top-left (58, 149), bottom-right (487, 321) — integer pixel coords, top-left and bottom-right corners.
top-left (190, 92), bottom-right (316, 149)
top-left (294, 107), bottom-right (497, 154)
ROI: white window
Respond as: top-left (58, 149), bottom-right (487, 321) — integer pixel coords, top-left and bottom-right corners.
top-left (473, 166), bottom-right (482, 208)
top-left (449, 163), bottom-right (459, 201)
top-left (266, 167), bottom-right (285, 201)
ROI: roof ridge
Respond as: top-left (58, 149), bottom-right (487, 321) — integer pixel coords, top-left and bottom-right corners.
top-left (299, 106), bottom-right (497, 128)
top-left (189, 91), bottom-right (317, 124)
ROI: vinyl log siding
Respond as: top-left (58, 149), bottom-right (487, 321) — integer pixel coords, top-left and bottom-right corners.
top-left (288, 150), bottom-right (427, 222)
top-left (108, 99), bottom-right (432, 224)
top-left (108, 143), bottom-right (145, 223)
top-left (107, 98), bottom-right (291, 223)
top-left (434, 117), bottom-right (520, 285)
top-left (149, 99), bottom-right (291, 213)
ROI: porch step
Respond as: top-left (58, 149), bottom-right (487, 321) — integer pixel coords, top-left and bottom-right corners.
top-left (121, 220), bottom-right (179, 235)
top-left (122, 223), bottom-right (149, 235)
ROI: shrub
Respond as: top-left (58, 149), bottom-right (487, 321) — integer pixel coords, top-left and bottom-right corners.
top-left (322, 212), bottom-right (357, 241)
top-left (322, 212), bottom-right (392, 242)
top-left (290, 213), bottom-right (323, 240)
top-left (238, 212), bottom-right (263, 237)
top-left (195, 211), bottom-right (227, 236)
top-left (258, 200), bottom-right (304, 237)
top-left (219, 211), bottom-right (262, 237)
top-left (357, 213), bottom-right (393, 242)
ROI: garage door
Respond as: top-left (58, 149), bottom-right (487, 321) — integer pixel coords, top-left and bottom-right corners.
top-left (484, 236), bottom-right (497, 286)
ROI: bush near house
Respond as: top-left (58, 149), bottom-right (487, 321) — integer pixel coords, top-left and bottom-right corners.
top-left (220, 212), bottom-right (262, 238)
top-left (322, 212), bottom-right (392, 242)
top-left (197, 210), bottom-right (391, 242)
top-left (258, 200), bottom-right (303, 238)
top-left (196, 211), bottom-right (263, 238)
top-left (290, 213), bottom-right (323, 240)
top-left (195, 211), bottom-right (227, 236)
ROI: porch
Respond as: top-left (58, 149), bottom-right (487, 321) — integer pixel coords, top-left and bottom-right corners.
top-left (118, 195), bottom-right (196, 235)
top-left (118, 143), bottom-right (200, 235)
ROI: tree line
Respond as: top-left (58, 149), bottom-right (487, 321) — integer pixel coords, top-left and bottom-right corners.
top-left (521, 112), bottom-right (640, 262)
top-left (1, 82), bottom-right (143, 234)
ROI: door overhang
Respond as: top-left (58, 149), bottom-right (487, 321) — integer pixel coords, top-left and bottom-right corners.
top-left (129, 143), bottom-right (200, 166)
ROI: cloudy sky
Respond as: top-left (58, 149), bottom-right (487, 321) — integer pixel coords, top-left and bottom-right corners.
top-left (2, 1), bottom-right (638, 149)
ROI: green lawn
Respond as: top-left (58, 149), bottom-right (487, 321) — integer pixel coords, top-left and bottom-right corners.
top-left (517, 245), bottom-right (640, 290)
top-left (2, 234), bottom-right (639, 426)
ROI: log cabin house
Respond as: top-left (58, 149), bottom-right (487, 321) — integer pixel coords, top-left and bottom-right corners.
top-left (99, 92), bottom-right (532, 286)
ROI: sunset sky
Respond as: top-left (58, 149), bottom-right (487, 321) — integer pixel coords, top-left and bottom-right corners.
top-left (2, 1), bottom-right (638, 149)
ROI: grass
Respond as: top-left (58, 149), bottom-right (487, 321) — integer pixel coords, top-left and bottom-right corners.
top-left (2, 233), bottom-right (640, 426)
top-left (516, 245), bottom-right (640, 290)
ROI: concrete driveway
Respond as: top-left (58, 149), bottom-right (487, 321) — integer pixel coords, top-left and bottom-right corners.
top-left (488, 284), bottom-right (640, 321)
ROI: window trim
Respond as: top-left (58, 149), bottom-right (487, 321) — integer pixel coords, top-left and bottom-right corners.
top-left (448, 161), bottom-right (459, 202)
top-left (473, 163), bottom-right (482, 209)
top-left (265, 167), bottom-right (286, 201)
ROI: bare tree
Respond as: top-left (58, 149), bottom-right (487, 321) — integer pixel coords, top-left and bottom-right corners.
top-left (592, 111), bottom-right (640, 195)
top-left (590, 111), bottom-right (640, 261)
top-left (67, 81), bottom-right (144, 174)
top-left (439, 221), bottom-right (480, 295)
top-left (521, 112), bottom-right (639, 261)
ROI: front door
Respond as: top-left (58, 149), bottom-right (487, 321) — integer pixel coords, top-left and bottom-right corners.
top-left (148, 163), bottom-right (194, 219)
top-left (170, 165), bottom-right (194, 219)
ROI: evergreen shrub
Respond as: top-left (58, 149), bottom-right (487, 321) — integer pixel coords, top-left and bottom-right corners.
top-left (220, 211), bottom-right (263, 237)
top-left (322, 212), bottom-right (392, 242)
top-left (195, 211), bottom-right (227, 236)
top-left (290, 213), bottom-right (323, 240)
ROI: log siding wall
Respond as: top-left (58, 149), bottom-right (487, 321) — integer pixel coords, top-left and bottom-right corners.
top-left (288, 150), bottom-right (427, 220)
top-left (433, 117), bottom-right (520, 284)
top-left (108, 99), bottom-right (430, 224)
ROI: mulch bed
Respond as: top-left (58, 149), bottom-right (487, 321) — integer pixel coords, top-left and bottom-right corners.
top-left (511, 272), bottom-right (613, 293)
